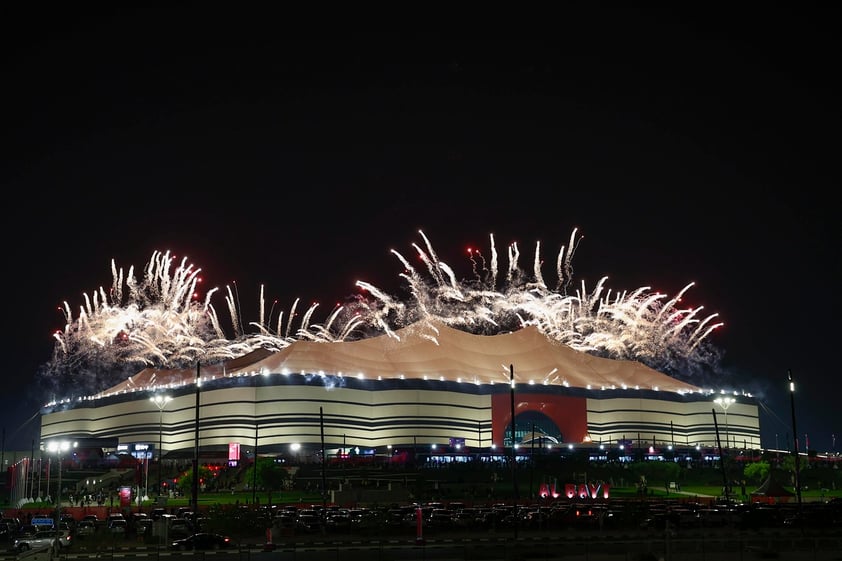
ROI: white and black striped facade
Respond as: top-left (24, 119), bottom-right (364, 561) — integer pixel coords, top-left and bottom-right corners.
top-left (39, 371), bottom-right (761, 459)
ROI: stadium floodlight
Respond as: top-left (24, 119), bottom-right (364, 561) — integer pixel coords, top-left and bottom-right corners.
top-left (714, 396), bottom-right (735, 448)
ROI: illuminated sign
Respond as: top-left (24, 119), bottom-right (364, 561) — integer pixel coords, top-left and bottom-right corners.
top-left (538, 482), bottom-right (611, 500)
top-left (119, 486), bottom-right (132, 507)
top-left (119, 443), bottom-right (152, 460)
top-left (228, 442), bottom-right (240, 464)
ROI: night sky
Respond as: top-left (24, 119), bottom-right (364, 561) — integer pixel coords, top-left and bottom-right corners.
top-left (2, 17), bottom-right (838, 453)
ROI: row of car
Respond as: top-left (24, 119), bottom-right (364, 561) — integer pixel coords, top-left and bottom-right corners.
top-left (1, 518), bottom-right (74, 551)
top-left (3, 513), bottom-right (230, 553)
top-left (8, 528), bottom-right (232, 552)
top-left (2, 511), bottom-right (181, 553)
top-left (68, 511), bottom-right (199, 538)
top-left (264, 498), bottom-right (842, 534)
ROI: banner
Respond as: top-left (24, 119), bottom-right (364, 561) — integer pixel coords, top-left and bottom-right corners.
top-left (119, 486), bottom-right (132, 507)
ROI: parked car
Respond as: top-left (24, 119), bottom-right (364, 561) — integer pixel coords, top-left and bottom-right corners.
top-left (107, 519), bottom-right (128, 535)
top-left (56, 524), bottom-right (73, 548)
top-left (296, 513), bottom-right (322, 533)
top-left (136, 518), bottom-right (153, 536)
top-left (130, 512), bottom-right (150, 532)
top-left (0, 522), bottom-right (15, 543)
top-left (0, 517), bottom-right (20, 532)
top-left (150, 508), bottom-right (167, 520)
top-left (15, 524), bottom-right (38, 538)
top-left (170, 532), bottom-right (232, 551)
top-left (176, 508), bottom-right (194, 519)
top-left (59, 514), bottom-right (76, 531)
top-left (169, 518), bottom-right (192, 537)
top-left (14, 530), bottom-right (58, 552)
top-left (75, 520), bottom-right (96, 537)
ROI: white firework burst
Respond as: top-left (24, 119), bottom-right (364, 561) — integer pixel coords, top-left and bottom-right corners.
top-left (45, 229), bottom-right (723, 396)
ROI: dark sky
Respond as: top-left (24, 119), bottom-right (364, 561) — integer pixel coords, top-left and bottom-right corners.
top-left (2, 17), bottom-right (838, 453)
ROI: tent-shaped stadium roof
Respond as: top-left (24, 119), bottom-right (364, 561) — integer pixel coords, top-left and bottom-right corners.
top-left (101, 322), bottom-right (703, 396)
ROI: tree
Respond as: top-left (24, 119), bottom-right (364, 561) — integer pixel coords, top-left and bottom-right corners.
top-left (743, 461), bottom-right (769, 485)
top-left (176, 465), bottom-right (213, 496)
top-left (779, 455), bottom-right (796, 473)
top-left (243, 458), bottom-right (289, 503)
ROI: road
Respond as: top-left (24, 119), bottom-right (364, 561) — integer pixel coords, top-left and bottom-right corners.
top-left (9, 530), bottom-right (838, 561)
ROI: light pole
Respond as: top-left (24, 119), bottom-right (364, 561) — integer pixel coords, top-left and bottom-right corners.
top-left (150, 395), bottom-right (172, 497)
top-left (46, 440), bottom-right (76, 545)
top-left (714, 396), bottom-right (735, 448)
top-left (787, 370), bottom-right (803, 514)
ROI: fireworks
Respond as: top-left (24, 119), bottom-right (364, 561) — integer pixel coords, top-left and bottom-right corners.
top-left (43, 229), bottom-right (723, 396)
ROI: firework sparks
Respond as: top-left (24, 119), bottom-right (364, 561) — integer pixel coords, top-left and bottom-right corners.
top-left (43, 229), bottom-right (724, 396)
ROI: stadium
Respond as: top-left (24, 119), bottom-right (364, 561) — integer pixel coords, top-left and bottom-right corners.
top-left (37, 320), bottom-right (760, 468)
top-left (26, 232), bottom-right (763, 497)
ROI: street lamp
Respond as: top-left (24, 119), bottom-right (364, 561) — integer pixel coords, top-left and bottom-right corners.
top-left (150, 395), bottom-right (172, 497)
top-left (714, 396), bottom-right (736, 448)
top-left (788, 370), bottom-right (803, 513)
top-left (46, 440), bottom-right (77, 544)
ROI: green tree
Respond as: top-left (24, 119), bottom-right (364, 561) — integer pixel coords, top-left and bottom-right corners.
top-left (779, 454), bottom-right (796, 473)
top-left (243, 458), bottom-right (289, 503)
top-left (176, 465), bottom-right (214, 496)
top-left (743, 461), bottom-right (769, 484)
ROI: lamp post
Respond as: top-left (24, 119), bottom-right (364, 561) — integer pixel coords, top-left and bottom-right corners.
top-left (787, 370), bottom-right (803, 513)
top-left (46, 440), bottom-right (76, 544)
top-left (150, 395), bottom-right (172, 497)
top-left (714, 396), bottom-right (735, 448)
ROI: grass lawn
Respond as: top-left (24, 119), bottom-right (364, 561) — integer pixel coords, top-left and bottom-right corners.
top-left (25, 484), bottom-right (831, 510)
